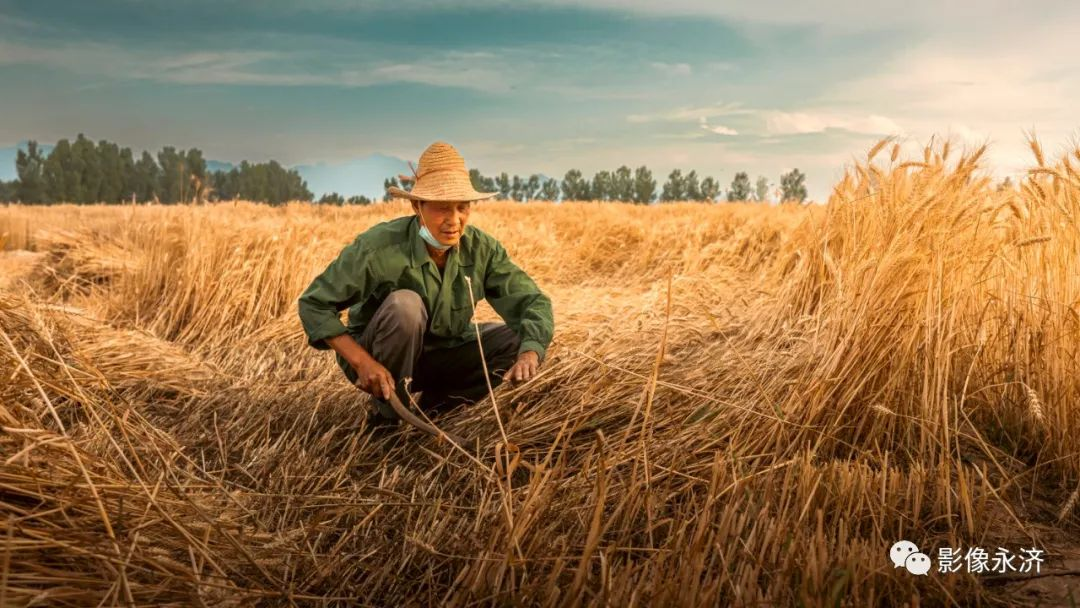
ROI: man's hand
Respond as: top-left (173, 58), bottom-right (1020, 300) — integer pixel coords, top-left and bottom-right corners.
top-left (352, 357), bottom-right (395, 400)
top-left (503, 351), bottom-right (539, 384)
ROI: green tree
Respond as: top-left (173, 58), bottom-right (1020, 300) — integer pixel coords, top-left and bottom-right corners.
top-left (347, 195), bottom-right (372, 205)
top-left (70, 134), bottom-right (101, 203)
top-left (524, 174), bottom-right (540, 201)
top-left (13, 135), bottom-right (312, 205)
top-left (560, 169), bottom-right (590, 201)
top-left (383, 176), bottom-right (410, 202)
top-left (212, 170), bottom-right (236, 201)
top-left (700, 176), bottom-right (720, 202)
top-left (727, 172), bottom-right (751, 201)
top-left (661, 169), bottom-right (685, 201)
top-left (684, 170), bottom-right (702, 201)
top-left (184, 148), bottom-right (208, 203)
top-left (610, 165), bottom-right (633, 202)
top-left (119, 147), bottom-right (136, 202)
top-left (591, 170), bottom-right (612, 201)
top-left (0, 180), bottom-right (17, 202)
top-left (511, 175), bottom-right (524, 202)
top-left (215, 160), bottom-right (310, 204)
top-left (145, 146), bottom-right (207, 204)
top-left (753, 176), bottom-right (770, 202)
top-left (382, 177), bottom-right (398, 202)
top-left (42, 139), bottom-right (76, 202)
top-left (15, 141), bottom-right (47, 203)
top-left (157, 147), bottom-right (183, 204)
top-left (239, 161), bottom-right (261, 201)
top-left (469, 168), bottom-right (496, 194)
top-left (780, 168), bottom-right (808, 203)
top-left (286, 168), bottom-right (313, 202)
top-left (496, 172), bottom-right (512, 200)
top-left (632, 165), bottom-right (655, 204)
top-left (95, 140), bottom-right (126, 202)
top-left (319, 192), bottom-right (345, 205)
top-left (539, 178), bottom-right (559, 201)
top-left (133, 151), bottom-right (160, 202)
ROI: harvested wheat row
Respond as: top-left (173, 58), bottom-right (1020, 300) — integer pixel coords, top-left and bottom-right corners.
top-left (1, 138), bottom-right (1079, 606)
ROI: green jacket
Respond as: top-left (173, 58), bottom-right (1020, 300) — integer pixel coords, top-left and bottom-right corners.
top-left (298, 215), bottom-right (554, 364)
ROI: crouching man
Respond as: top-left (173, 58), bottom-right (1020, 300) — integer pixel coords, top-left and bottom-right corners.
top-left (297, 141), bottom-right (554, 428)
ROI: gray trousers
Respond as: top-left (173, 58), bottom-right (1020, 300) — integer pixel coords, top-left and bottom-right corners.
top-left (339, 290), bottom-right (522, 419)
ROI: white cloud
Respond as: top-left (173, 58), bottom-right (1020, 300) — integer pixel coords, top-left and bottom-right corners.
top-left (764, 111), bottom-right (902, 136)
top-left (626, 102), bottom-right (751, 124)
top-left (366, 60), bottom-right (509, 92)
top-left (703, 61), bottom-right (737, 72)
top-left (699, 116), bottom-right (737, 135)
top-left (628, 103), bottom-right (896, 137)
top-left (649, 61), bottom-right (692, 76)
top-left (305, 0), bottom-right (1078, 30)
top-left (823, 23), bottom-right (1080, 177)
top-left (0, 39), bottom-right (525, 93)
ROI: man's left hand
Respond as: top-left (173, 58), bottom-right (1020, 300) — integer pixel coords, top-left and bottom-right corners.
top-left (504, 351), bottom-right (539, 384)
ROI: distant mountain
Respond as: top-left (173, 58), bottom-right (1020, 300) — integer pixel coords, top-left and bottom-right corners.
top-left (0, 149), bottom-right (16, 181)
top-left (204, 156), bottom-right (411, 199)
top-left (0, 142), bottom-right (55, 181)
top-left (294, 153), bottom-right (410, 200)
top-left (205, 160), bottom-right (235, 173)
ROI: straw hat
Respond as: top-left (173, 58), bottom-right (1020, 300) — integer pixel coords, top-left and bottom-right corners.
top-left (387, 141), bottom-right (498, 202)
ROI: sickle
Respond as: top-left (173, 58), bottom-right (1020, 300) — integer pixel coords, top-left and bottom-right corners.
top-left (369, 383), bottom-right (467, 447)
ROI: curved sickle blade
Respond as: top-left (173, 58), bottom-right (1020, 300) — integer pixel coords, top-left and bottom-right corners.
top-left (383, 390), bottom-right (467, 447)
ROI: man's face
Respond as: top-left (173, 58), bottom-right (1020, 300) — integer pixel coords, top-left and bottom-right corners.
top-left (414, 200), bottom-right (473, 247)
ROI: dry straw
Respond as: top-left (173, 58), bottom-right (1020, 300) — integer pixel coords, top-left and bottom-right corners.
top-left (2, 135), bottom-right (1080, 606)
top-left (1058, 485), bottom-right (1079, 523)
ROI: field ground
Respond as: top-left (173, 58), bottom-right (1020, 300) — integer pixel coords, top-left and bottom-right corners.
top-left (2, 140), bottom-right (1080, 606)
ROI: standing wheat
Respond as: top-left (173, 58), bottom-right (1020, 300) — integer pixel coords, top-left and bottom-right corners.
top-left (1025, 384), bottom-right (1046, 425)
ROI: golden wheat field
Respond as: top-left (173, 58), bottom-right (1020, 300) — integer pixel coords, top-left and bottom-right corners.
top-left (2, 139), bottom-right (1079, 607)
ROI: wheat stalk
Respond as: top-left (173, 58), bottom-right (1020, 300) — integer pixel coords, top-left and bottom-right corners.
top-left (1058, 485), bottom-right (1079, 523)
top-left (871, 403), bottom-right (895, 416)
top-left (1024, 384), bottom-right (1046, 425)
top-left (2, 135), bottom-right (1080, 606)
top-left (1015, 235), bottom-right (1052, 248)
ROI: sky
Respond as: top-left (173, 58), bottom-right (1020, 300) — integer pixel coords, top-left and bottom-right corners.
top-left (1, 0), bottom-right (1078, 201)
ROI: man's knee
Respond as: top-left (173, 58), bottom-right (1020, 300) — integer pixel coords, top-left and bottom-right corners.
top-left (482, 323), bottom-right (521, 367)
top-left (379, 290), bottom-right (427, 330)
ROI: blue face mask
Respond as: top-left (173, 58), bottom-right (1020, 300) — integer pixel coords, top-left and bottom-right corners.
top-left (417, 213), bottom-right (451, 251)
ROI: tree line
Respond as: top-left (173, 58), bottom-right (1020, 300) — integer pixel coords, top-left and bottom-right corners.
top-left (315, 192), bottom-right (374, 205)
top-left (1, 135), bottom-right (810, 205)
top-left (384, 166), bottom-right (807, 204)
top-left (1, 135), bottom-right (312, 204)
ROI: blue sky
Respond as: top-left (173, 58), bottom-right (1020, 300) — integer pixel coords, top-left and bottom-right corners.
top-left (2, 0), bottom-right (1078, 200)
